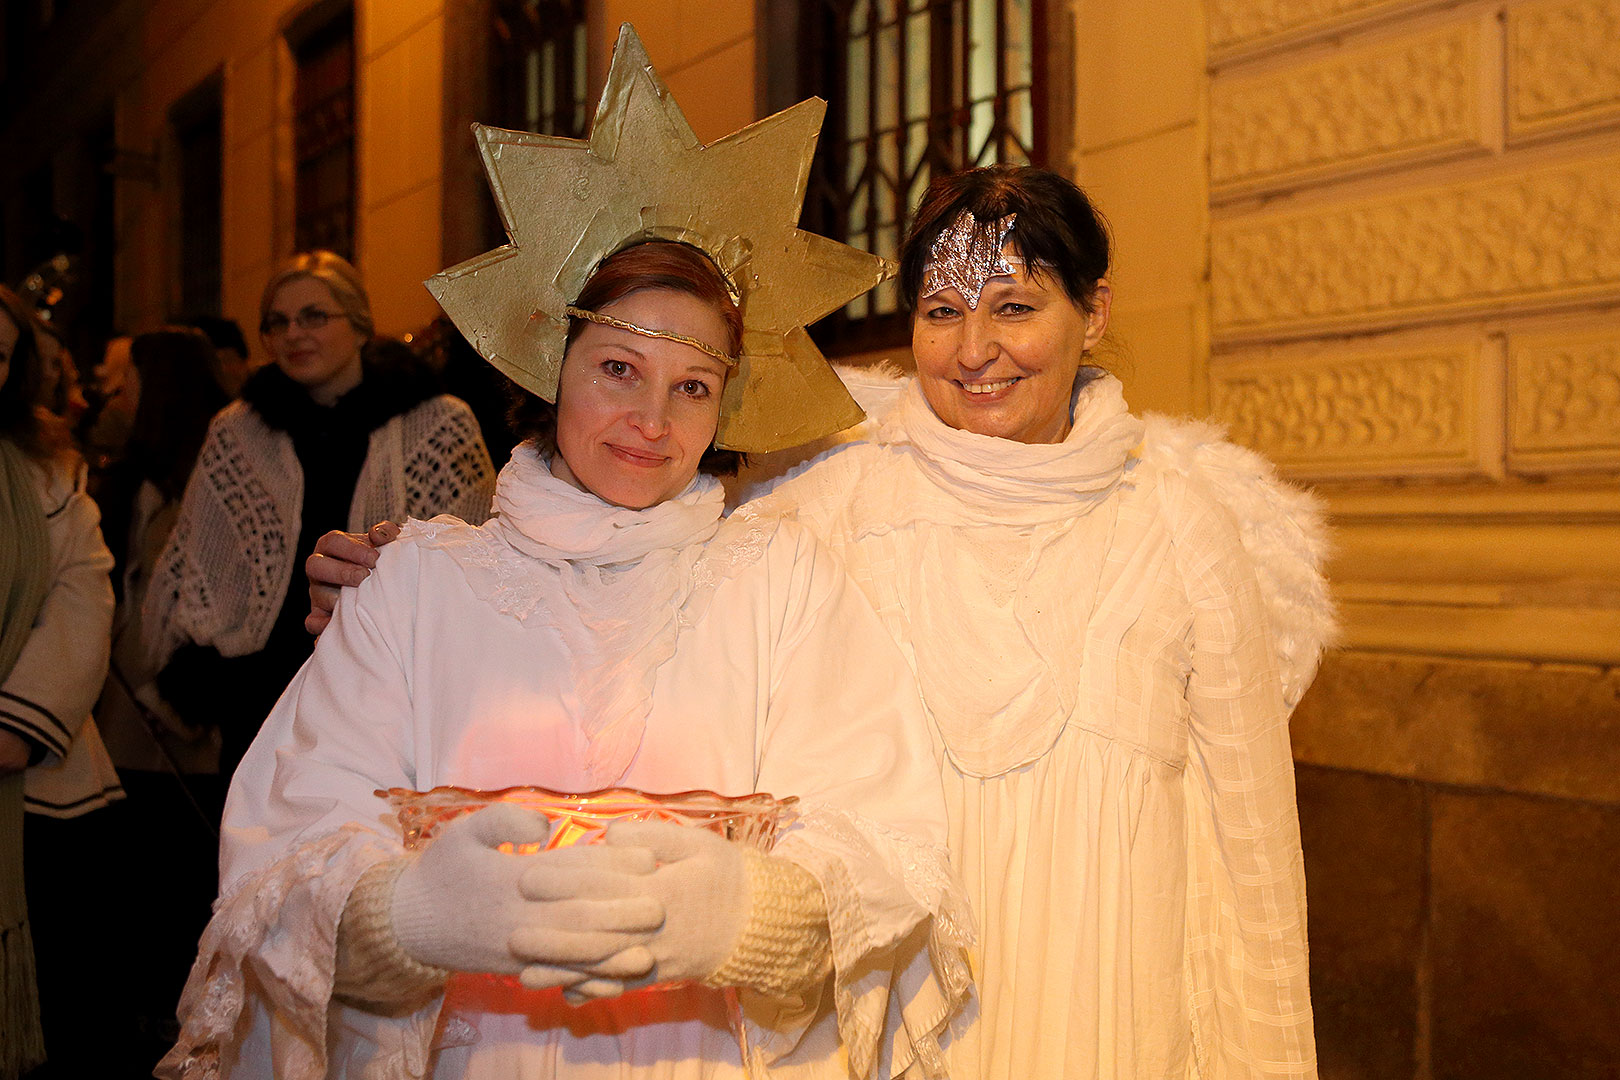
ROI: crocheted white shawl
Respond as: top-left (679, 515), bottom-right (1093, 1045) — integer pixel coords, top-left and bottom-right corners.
top-left (143, 394), bottom-right (496, 669)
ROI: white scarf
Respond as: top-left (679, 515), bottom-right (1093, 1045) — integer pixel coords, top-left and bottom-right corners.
top-left (412, 445), bottom-right (726, 785)
top-left (870, 373), bottom-right (1145, 775)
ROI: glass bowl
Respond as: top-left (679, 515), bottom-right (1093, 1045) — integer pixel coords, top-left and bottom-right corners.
top-left (377, 784), bottom-right (797, 854)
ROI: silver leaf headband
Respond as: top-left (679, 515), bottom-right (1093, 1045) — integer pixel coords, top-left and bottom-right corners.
top-left (920, 211), bottom-right (1025, 309)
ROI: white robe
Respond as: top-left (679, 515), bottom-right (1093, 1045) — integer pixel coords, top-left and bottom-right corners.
top-left (763, 373), bottom-right (1328, 1080)
top-left (162, 451), bottom-right (967, 1080)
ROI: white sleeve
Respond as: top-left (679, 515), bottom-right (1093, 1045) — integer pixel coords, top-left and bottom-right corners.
top-left (1, 472), bottom-right (114, 760)
top-left (159, 542), bottom-right (432, 1080)
top-left (751, 526), bottom-right (972, 1080)
top-left (1169, 479), bottom-right (1319, 1079)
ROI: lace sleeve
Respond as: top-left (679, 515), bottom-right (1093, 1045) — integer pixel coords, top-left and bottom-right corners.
top-left (401, 396), bottom-right (497, 525)
top-left (154, 828), bottom-right (405, 1080)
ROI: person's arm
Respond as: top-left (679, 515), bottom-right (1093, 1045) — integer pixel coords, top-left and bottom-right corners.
top-left (1, 469), bottom-right (114, 771)
top-left (1170, 478), bottom-right (1319, 1079)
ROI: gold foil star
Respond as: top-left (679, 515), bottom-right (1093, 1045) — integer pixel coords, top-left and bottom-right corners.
top-left (426, 24), bottom-right (895, 453)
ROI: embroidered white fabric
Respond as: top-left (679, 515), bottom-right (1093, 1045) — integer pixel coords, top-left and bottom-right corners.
top-left (143, 395), bottom-right (496, 670)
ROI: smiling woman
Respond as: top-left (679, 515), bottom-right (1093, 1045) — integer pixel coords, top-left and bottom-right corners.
top-left (142, 250), bottom-right (497, 780)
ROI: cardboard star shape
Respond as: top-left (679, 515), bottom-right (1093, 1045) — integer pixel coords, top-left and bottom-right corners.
top-left (426, 23), bottom-right (895, 453)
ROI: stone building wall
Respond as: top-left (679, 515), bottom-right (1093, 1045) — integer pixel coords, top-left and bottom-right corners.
top-left (1203, 0), bottom-right (1620, 1075)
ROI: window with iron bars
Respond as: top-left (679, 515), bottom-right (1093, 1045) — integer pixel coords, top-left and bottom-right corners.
top-left (789, 0), bottom-right (1065, 354)
top-left (292, 9), bottom-right (355, 260)
top-left (489, 0), bottom-right (590, 138)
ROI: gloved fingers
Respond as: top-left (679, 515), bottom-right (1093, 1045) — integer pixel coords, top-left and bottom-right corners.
top-left (507, 925), bottom-right (658, 968)
top-left (602, 819), bottom-right (716, 862)
top-left (571, 944), bottom-right (656, 980)
top-left (452, 803), bottom-right (553, 850)
top-left (533, 896), bottom-right (665, 934)
top-left (562, 978), bottom-right (629, 1005)
top-left (517, 844), bottom-right (656, 900)
top-left (516, 963), bottom-right (590, 992)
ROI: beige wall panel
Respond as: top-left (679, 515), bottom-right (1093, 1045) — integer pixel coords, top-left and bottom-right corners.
top-left (1292, 652), bottom-right (1620, 804)
top-left (1210, 153), bottom-right (1620, 342)
top-left (360, 15), bottom-right (445, 210)
top-left (1076, 124), bottom-right (1206, 311)
top-left (362, 180), bottom-right (446, 336)
top-left (1209, 336), bottom-right (1504, 478)
top-left (1208, 0), bottom-right (1450, 59)
top-left (143, 0), bottom-right (218, 59)
top-left (1508, 325), bottom-right (1620, 472)
top-left (1210, 15), bottom-right (1496, 198)
top-left (362, 0), bottom-right (442, 59)
top-left (222, 129), bottom-right (277, 298)
top-left (227, 43), bottom-right (278, 149)
top-left (1071, 0), bottom-right (1202, 153)
top-left (1110, 304), bottom-right (1201, 417)
top-left (1508, 0), bottom-right (1620, 141)
top-left (661, 36), bottom-right (757, 143)
top-left (226, 263), bottom-right (275, 362)
top-left (1337, 597), bottom-right (1620, 663)
top-left (597, 0), bottom-right (756, 136)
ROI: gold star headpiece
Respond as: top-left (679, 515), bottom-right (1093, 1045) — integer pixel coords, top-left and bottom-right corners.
top-left (426, 24), bottom-right (895, 453)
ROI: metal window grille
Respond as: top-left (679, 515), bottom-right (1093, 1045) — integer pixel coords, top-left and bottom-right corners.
top-left (490, 0), bottom-right (589, 138)
top-left (799, 0), bottom-right (1047, 353)
top-left (293, 11), bottom-right (355, 259)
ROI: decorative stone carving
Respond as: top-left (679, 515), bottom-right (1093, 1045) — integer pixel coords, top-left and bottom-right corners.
top-left (1209, 0), bottom-right (1436, 55)
top-left (1508, 0), bottom-right (1620, 139)
top-left (1211, 155), bottom-right (1620, 340)
top-left (1210, 343), bottom-right (1500, 478)
top-left (1509, 329), bottom-right (1620, 472)
top-left (1211, 19), bottom-right (1488, 195)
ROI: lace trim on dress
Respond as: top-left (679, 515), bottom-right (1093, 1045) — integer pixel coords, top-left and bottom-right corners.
top-left (767, 804), bottom-right (974, 1080)
top-left (158, 827), bottom-right (409, 1080)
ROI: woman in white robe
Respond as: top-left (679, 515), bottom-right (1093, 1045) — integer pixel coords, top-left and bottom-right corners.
top-left (310, 167), bottom-right (1333, 1079)
top-left (756, 167), bottom-right (1330, 1080)
top-left (161, 241), bottom-right (966, 1080)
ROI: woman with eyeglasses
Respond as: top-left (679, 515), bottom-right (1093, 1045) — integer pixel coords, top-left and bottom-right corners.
top-left (143, 250), bottom-right (497, 783)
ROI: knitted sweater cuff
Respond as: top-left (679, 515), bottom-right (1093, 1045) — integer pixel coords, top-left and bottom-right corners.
top-left (703, 849), bottom-right (831, 999)
top-left (333, 857), bottom-right (450, 1009)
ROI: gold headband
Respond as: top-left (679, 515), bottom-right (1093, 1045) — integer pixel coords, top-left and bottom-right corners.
top-left (563, 305), bottom-right (739, 366)
top-left (425, 25), bottom-right (894, 453)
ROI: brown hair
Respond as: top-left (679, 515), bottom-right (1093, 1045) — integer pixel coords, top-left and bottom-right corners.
top-left (508, 241), bottom-right (744, 475)
top-left (0, 285), bottom-right (72, 460)
top-left (258, 249), bottom-right (375, 339)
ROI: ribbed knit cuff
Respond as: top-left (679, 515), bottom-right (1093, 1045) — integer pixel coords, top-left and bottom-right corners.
top-left (333, 857), bottom-right (450, 1009)
top-left (703, 850), bottom-right (832, 999)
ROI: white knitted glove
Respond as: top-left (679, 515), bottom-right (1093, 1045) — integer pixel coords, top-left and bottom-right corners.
top-left (601, 820), bottom-right (749, 985)
top-left (391, 803), bottom-right (663, 983)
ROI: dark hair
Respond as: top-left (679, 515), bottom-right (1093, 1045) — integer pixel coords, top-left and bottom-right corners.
top-left (508, 241), bottom-right (744, 476)
top-left (0, 284), bottom-right (70, 459)
top-left (899, 165), bottom-right (1112, 313)
top-left (187, 315), bottom-right (249, 357)
top-left (127, 327), bottom-right (230, 500)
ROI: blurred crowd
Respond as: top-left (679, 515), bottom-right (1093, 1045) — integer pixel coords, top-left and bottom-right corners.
top-left (0, 250), bottom-right (513, 1078)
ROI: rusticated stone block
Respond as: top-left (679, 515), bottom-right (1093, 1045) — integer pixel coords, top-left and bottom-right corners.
top-left (1209, 0), bottom-right (1432, 55)
top-left (1509, 327), bottom-right (1620, 472)
top-left (1295, 766), bottom-right (1423, 1080)
top-left (1291, 652), bottom-right (1620, 805)
top-left (1210, 155), bottom-right (1620, 340)
top-left (1211, 18), bottom-right (1489, 196)
top-left (1209, 341), bottom-right (1499, 478)
top-left (1430, 791), bottom-right (1620, 1078)
top-left (1509, 0), bottom-right (1620, 139)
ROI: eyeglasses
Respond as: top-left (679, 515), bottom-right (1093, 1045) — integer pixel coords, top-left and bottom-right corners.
top-left (260, 307), bottom-right (345, 336)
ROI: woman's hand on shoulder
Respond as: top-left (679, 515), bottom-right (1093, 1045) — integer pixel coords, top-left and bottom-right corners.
top-left (305, 520), bottom-right (400, 634)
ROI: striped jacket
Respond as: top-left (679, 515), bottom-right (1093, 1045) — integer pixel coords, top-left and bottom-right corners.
top-left (1, 456), bottom-right (122, 818)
